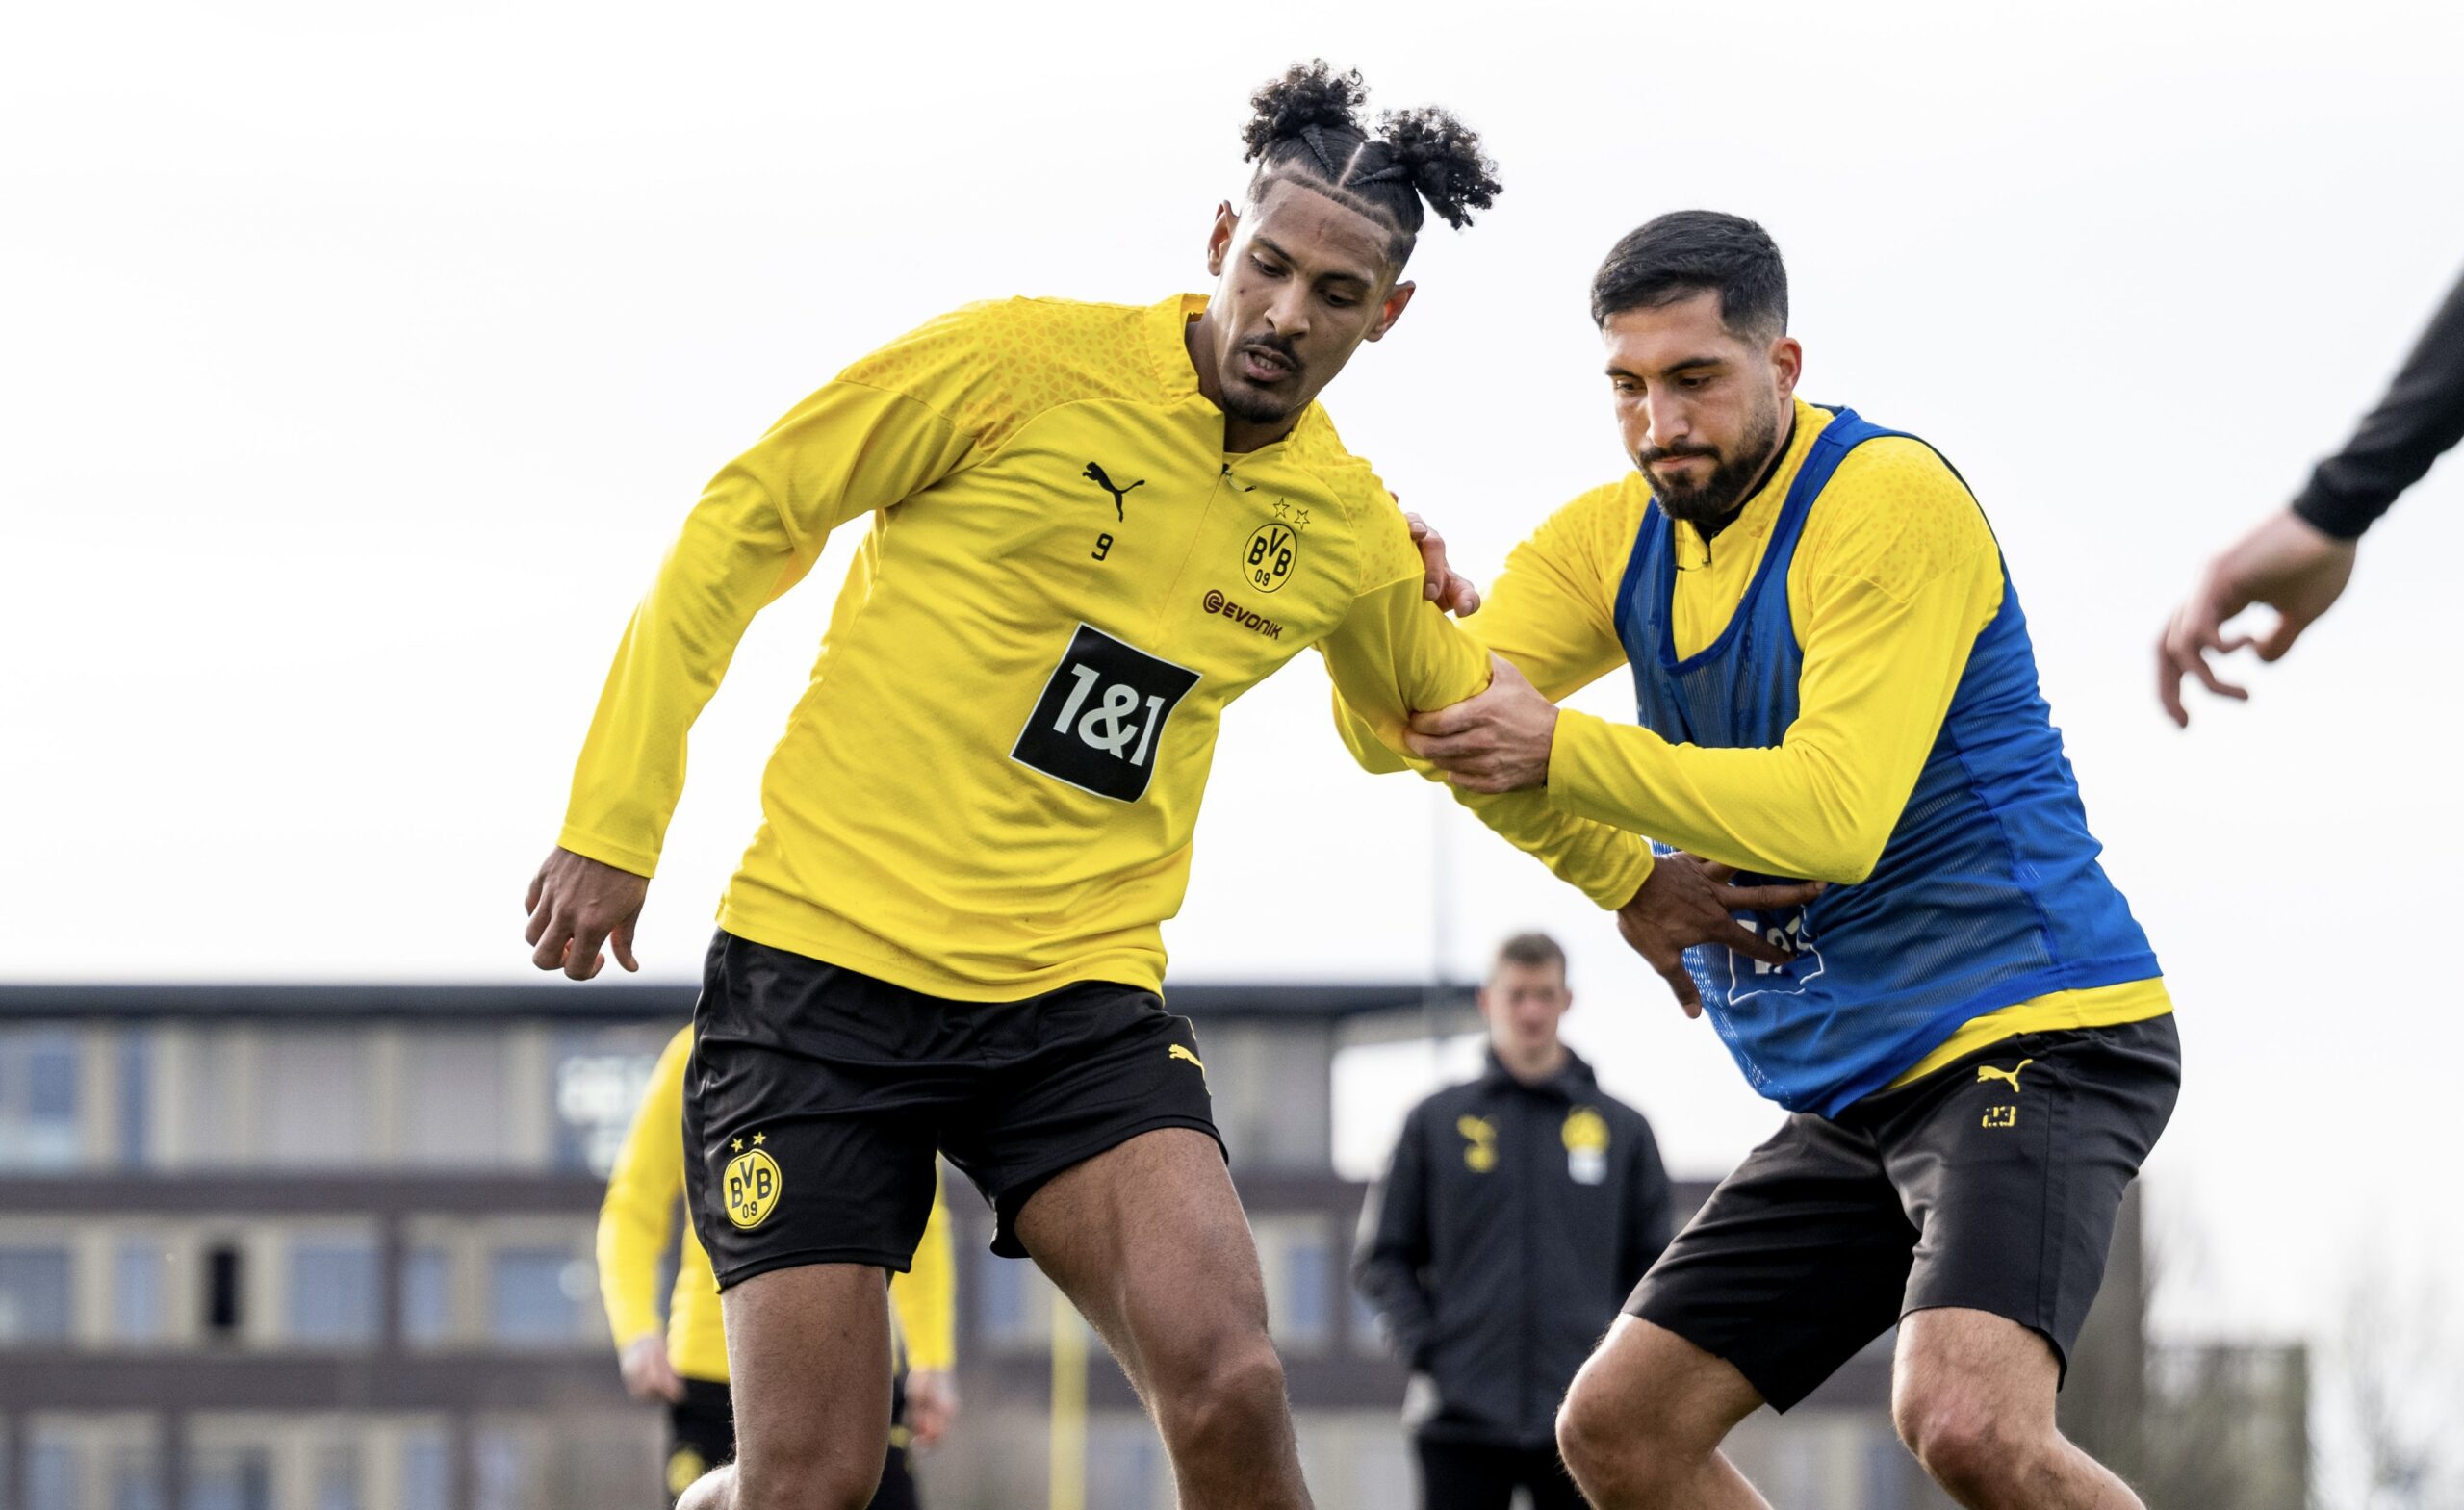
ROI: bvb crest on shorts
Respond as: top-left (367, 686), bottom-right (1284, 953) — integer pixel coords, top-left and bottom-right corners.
top-left (725, 1134), bottom-right (783, 1230)
top-left (1562, 1106), bottom-right (1610, 1186)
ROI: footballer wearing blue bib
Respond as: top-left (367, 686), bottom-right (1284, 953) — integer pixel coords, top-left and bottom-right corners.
top-left (1376, 213), bottom-right (2178, 1510)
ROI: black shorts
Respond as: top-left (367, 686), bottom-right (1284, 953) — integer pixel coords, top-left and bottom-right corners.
top-left (663, 1375), bottom-right (917, 1510)
top-left (683, 931), bottom-right (1221, 1281)
top-left (1627, 1014), bottom-right (2180, 1412)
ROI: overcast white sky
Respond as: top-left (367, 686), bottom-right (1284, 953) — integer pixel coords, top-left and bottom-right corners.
top-left (6, 0), bottom-right (2461, 1390)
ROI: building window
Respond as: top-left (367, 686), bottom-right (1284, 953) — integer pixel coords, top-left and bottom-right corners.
top-left (1254, 1216), bottom-right (1331, 1354)
top-left (0, 1027), bottom-right (81, 1171)
top-left (402, 1032), bottom-right (510, 1167)
top-left (399, 1243), bottom-right (454, 1344)
top-left (473, 1426), bottom-right (534, 1510)
top-left (205, 1243), bottom-right (245, 1339)
top-left (488, 1248), bottom-right (584, 1345)
top-left (1279, 1226), bottom-right (1332, 1350)
top-left (0, 1244), bottom-right (72, 1343)
top-left (185, 1446), bottom-right (274, 1510)
top-left (400, 1429), bottom-right (452, 1510)
top-left (106, 1438), bottom-right (167, 1510)
top-left (258, 1033), bottom-right (373, 1167)
top-left (113, 1241), bottom-right (167, 1343)
top-left (311, 1442), bottom-right (362, 1510)
top-left (118, 1030), bottom-right (153, 1167)
top-left (975, 1248), bottom-right (1043, 1349)
top-left (1086, 1416), bottom-right (1168, 1508)
top-left (288, 1237), bottom-right (380, 1344)
top-left (552, 1030), bottom-right (662, 1177)
top-left (26, 1437), bottom-right (77, 1510)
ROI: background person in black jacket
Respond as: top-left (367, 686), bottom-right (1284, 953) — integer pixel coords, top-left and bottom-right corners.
top-left (1355, 933), bottom-right (1675, 1510)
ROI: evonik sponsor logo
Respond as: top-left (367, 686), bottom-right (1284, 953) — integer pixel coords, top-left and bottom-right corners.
top-left (1200, 589), bottom-right (1281, 640)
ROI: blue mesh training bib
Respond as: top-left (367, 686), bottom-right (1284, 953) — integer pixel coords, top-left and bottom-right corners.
top-left (1612, 407), bottom-right (2158, 1116)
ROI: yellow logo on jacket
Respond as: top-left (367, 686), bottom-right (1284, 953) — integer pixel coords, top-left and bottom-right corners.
top-left (725, 1137), bottom-right (783, 1230)
top-left (1563, 1106), bottom-right (1610, 1185)
top-left (1458, 1115), bottom-right (1498, 1173)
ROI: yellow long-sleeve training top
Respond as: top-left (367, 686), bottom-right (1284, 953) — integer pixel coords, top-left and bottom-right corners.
top-left (557, 294), bottom-right (1650, 1002)
top-left (1348, 397), bottom-right (2166, 1085)
top-left (598, 1027), bottom-right (957, 1381)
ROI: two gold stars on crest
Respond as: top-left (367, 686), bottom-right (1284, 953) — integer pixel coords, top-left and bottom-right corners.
top-left (730, 1132), bottom-right (768, 1153)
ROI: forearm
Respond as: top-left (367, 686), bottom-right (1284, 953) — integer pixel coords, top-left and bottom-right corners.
top-left (1325, 576), bottom-right (1652, 907)
top-left (1547, 526), bottom-right (2000, 882)
top-left (595, 1201), bottom-right (670, 1346)
top-left (1547, 713), bottom-right (1895, 883)
top-left (559, 500), bottom-right (808, 874)
top-left (2294, 265), bottom-right (2464, 539)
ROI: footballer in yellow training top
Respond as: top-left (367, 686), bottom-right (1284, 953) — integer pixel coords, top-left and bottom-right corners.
top-left (520, 63), bottom-right (1767, 1510)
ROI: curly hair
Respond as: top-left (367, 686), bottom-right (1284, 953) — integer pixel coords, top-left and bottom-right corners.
top-left (1242, 60), bottom-right (1502, 264)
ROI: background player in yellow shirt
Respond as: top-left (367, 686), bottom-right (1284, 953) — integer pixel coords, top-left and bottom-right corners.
top-left (1375, 213), bottom-right (2176, 1510)
top-left (522, 64), bottom-right (1782, 1510)
top-left (599, 1027), bottom-right (958, 1509)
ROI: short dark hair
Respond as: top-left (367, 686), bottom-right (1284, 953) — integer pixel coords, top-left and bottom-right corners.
top-left (1242, 60), bottom-right (1502, 267)
top-left (1490, 932), bottom-right (1567, 984)
top-left (1590, 210), bottom-right (1788, 340)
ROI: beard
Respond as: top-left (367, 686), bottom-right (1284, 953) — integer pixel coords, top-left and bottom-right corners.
top-left (1217, 334), bottom-right (1307, 425)
top-left (1640, 389), bottom-right (1784, 528)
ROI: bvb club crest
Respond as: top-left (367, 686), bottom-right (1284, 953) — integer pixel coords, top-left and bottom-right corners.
top-left (1242, 512), bottom-right (1302, 595)
top-left (725, 1139), bottom-right (783, 1230)
top-left (1563, 1107), bottom-right (1610, 1186)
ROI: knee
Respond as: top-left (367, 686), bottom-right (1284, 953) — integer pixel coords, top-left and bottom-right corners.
top-left (1152, 1332), bottom-right (1291, 1457)
top-left (730, 1448), bottom-right (883, 1510)
top-left (1894, 1389), bottom-right (2036, 1500)
top-left (1555, 1369), bottom-right (1689, 1502)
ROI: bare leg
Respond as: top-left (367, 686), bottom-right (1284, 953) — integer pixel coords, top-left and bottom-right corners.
top-left (1014, 1128), bottom-right (1311, 1510)
top-left (1892, 1307), bottom-right (2145, 1510)
top-left (677, 1264), bottom-right (893, 1510)
top-left (1555, 1318), bottom-right (1770, 1510)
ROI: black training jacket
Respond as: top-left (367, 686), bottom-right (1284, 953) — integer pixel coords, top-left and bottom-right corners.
top-left (2294, 262), bottom-right (2464, 539)
top-left (1352, 1050), bottom-right (1673, 1448)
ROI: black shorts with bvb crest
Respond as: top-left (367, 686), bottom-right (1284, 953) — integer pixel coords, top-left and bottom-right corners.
top-left (680, 931), bottom-right (1221, 1283)
top-left (1627, 1014), bottom-right (2180, 1411)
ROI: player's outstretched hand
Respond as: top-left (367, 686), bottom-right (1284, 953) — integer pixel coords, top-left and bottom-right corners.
top-left (2157, 507), bottom-right (2356, 727)
top-left (1405, 654), bottom-right (1555, 792)
top-left (1615, 854), bottom-right (1825, 1018)
top-left (906, 1369), bottom-right (961, 1449)
top-left (525, 846), bottom-right (650, 981)
top-left (1404, 510), bottom-right (1482, 617)
top-left (617, 1334), bottom-right (685, 1403)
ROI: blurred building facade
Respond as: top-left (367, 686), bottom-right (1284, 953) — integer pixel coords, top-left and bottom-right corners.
top-left (1, 983), bottom-right (2195, 1510)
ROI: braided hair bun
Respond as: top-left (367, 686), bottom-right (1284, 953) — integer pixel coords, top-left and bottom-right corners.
top-left (1241, 60), bottom-right (1502, 260)
top-left (1376, 105), bottom-right (1500, 231)
top-left (1242, 62), bottom-right (1371, 163)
